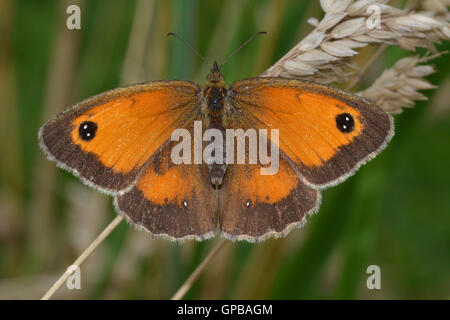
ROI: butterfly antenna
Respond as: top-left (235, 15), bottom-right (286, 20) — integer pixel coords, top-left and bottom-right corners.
top-left (220, 31), bottom-right (267, 69)
top-left (167, 32), bottom-right (205, 62)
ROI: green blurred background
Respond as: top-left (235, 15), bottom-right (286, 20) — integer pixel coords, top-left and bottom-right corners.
top-left (0, 0), bottom-right (449, 299)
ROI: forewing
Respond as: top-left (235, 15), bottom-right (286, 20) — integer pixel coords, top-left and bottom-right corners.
top-left (39, 81), bottom-right (200, 194)
top-left (229, 77), bottom-right (394, 189)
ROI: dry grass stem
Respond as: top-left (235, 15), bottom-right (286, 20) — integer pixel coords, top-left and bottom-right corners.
top-left (41, 215), bottom-right (123, 300)
top-left (171, 239), bottom-right (228, 300)
top-left (121, 0), bottom-right (155, 84)
top-left (263, 0), bottom-right (450, 84)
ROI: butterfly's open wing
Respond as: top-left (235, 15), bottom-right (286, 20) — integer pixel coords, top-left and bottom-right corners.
top-left (115, 126), bottom-right (218, 241)
top-left (218, 117), bottom-right (320, 242)
top-left (229, 78), bottom-right (394, 189)
top-left (39, 81), bottom-right (200, 194)
top-left (219, 157), bottom-right (320, 242)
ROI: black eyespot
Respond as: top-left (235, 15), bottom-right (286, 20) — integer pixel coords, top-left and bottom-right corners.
top-left (79, 121), bottom-right (97, 141)
top-left (335, 113), bottom-right (354, 133)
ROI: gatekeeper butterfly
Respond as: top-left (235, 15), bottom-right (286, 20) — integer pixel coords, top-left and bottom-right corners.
top-left (39, 36), bottom-right (393, 242)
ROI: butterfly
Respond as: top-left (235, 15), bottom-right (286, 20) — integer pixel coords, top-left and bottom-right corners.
top-left (39, 59), bottom-right (393, 242)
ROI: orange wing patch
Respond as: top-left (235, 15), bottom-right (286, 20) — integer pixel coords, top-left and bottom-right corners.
top-left (136, 160), bottom-right (196, 207)
top-left (237, 158), bottom-right (298, 205)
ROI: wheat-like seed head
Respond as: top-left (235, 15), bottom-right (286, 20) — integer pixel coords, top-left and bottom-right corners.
top-left (359, 55), bottom-right (437, 114)
top-left (423, 0), bottom-right (450, 19)
top-left (263, 0), bottom-right (449, 84)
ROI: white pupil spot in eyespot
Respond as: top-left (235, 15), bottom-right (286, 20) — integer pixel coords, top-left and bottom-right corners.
top-left (246, 201), bottom-right (251, 207)
top-left (183, 201), bottom-right (188, 208)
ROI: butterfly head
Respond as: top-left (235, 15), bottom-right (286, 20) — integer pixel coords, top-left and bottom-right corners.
top-left (206, 61), bottom-right (225, 85)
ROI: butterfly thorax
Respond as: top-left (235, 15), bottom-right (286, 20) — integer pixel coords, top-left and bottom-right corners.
top-left (202, 62), bottom-right (227, 125)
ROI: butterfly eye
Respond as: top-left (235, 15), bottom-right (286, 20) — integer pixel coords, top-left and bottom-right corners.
top-left (335, 113), bottom-right (354, 133)
top-left (79, 121), bottom-right (98, 141)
